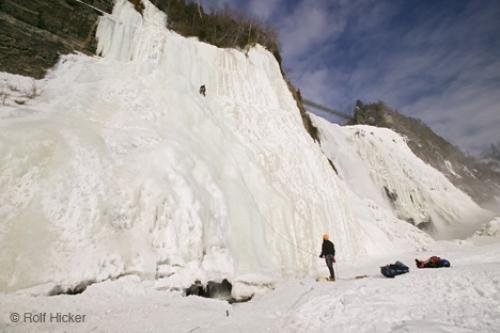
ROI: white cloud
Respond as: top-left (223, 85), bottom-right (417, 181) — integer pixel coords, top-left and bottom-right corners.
top-left (278, 0), bottom-right (347, 61)
top-left (247, 0), bottom-right (282, 21)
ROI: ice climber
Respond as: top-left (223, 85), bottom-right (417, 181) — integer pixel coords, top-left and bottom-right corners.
top-left (199, 84), bottom-right (206, 96)
top-left (319, 233), bottom-right (336, 281)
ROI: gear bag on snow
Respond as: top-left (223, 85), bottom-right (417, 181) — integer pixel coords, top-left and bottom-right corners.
top-left (415, 256), bottom-right (451, 269)
top-left (380, 261), bottom-right (409, 278)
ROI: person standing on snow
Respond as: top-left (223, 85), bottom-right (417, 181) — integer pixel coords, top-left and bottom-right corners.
top-left (319, 233), bottom-right (336, 281)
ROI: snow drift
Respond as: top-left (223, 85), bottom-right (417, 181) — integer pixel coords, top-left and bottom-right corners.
top-left (474, 218), bottom-right (500, 237)
top-left (0, 0), bottom-right (434, 293)
top-left (311, 115), bottom-right (490, 239)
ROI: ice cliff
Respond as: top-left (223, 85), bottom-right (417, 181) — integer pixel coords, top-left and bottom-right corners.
top-left (1, 0), bottom-right (481, 293)
top-left (311, 115), bottom-right (489, 239)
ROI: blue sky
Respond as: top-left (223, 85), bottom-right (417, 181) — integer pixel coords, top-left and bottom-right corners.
top-left (199, 0), bottom-right (500, 155)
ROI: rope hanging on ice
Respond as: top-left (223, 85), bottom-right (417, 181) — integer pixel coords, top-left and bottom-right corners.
top-left (73, 0), bottom-right (113, 17)
top-left (73, 0), bottom-right (154, 27)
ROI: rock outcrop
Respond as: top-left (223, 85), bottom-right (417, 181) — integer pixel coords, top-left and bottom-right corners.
top-left (0, 0), bottom-right (113, 78)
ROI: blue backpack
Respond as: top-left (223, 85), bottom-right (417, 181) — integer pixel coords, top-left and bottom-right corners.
top-left (440, 259), bottom-right (451, 267)
top-left (381, 261), bottom-right (409, 278)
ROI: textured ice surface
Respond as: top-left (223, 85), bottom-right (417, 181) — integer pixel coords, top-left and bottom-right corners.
top-left (0, 72), bottom-right (40, 108)
top-left (475, 218), bottom-right (500, 237)
top-left (0, 0), bottom-right (433, 292)
top-left (311, 115), bottom-right (490, 238)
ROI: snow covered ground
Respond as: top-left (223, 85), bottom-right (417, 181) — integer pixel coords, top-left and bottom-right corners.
top-left (0, 72), bottom-right (38, 107)
top-left (1, 236), bottom-right (499, 332)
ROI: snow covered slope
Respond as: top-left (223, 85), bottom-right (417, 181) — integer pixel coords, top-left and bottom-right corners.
top-left (0, 0), bottom-right (431, 293)
top-left (311, 115), bottom-right (490, 239)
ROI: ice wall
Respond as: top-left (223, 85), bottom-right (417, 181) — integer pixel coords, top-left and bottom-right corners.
top-left (311, 115), bottom-right (490, 238)
top-left (0, 0), bottom-right (431, 292)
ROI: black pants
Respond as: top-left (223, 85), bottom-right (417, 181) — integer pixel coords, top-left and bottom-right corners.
top-left (325, 255), bottom-right (335, 279)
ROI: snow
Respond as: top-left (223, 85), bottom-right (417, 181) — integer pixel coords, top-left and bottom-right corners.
top-left (0, 0), bottom-right (438, 293)
top-left (1, 0), bottom-right (499, 330)
top-left (1, 239), bottom-right (499, 332)
top-left (310, 116), bottom-right (491, 239)
top-left (444, 159), bottom-right (461, 178)
top-left (474, 218), bottom-right (500, 237)
top-left (0, 72), bottom-right (39, 108)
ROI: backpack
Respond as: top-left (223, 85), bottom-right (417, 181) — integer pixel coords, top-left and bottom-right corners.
top-left (381, 261), bottom-right (409, 278)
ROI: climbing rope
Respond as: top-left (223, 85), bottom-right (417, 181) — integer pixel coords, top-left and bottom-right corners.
top-left (74, 0), bottom-right (113, 17)
top-left (73, 0), bottom-right (157, 27)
